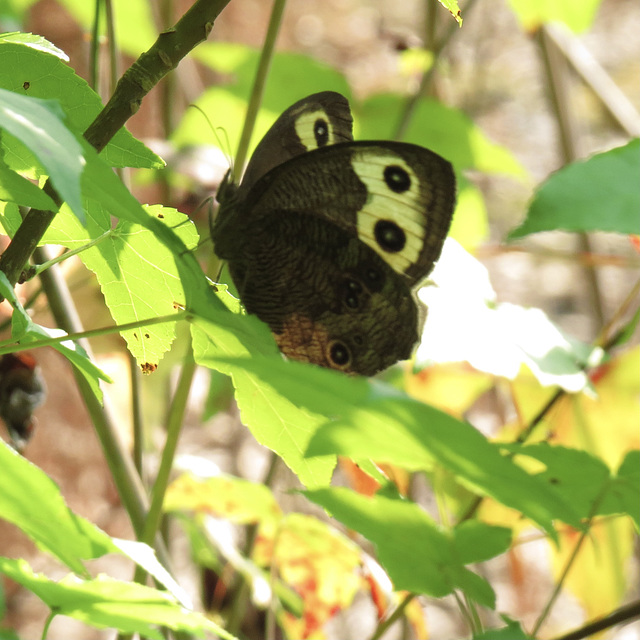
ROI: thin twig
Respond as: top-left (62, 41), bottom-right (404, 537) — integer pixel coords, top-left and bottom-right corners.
top-left (531, 489), bottom-right (608, 635)
top-left (536, 26), bottom-right (605, 331)
top-left (233, 0), bottom-right (288, 174)
top-left (550, 598), bottom-right (640, 640)
top-left (369, 592), bottom-right (415, 640)
top-left (544, 23), bottom-right (640, 137)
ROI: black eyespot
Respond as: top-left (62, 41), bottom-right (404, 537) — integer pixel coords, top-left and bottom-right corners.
top-left (314, 118), bottom-right (329, 147)
top-left (374, 220), bottom-right (406, 253)
top-left (384, 164), bottom-right (411, 193)
top-left (343, 279), bottom-right (363, 309)
top-left (328, 340), bottom-right (351, 368)
top-left (362, 267), bottom-right (384, 292)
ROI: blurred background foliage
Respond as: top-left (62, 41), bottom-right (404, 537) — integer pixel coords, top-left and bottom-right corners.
top-left (0, 0), bottom-right (638, 639)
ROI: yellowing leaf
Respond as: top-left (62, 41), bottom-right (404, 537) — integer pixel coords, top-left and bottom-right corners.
top-left (273, 514), bottom-right (362, 640)
top-left (164, 473), bottom-right (282, 525)
top-left (550, 517), bottom-right (635, 624)
top-left (406, 362), bottom-right (493, 418)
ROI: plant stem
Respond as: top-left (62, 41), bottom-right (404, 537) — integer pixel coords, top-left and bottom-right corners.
top-left (0, 311), bottom-right (188, 356)
top-left (226, 452), bottom-right (279, 635)
top-left (31, 230), bottom-right (114, 277)
top-left (393, 0), bottom-right (478, 141)
top-left (233, 0), bottom-right (288, 174)
top-left (549, 598), bottom-right (640, 640)
top-left (133, 353), bottom-right (197, 584)
top-left (543, 23), bottom-right (640, 137)
top-left (536, 25), bottom-right (605, 332)
top-left (40, 610), bottom-right (56, 640)
top-left (531, 494), bottom-right (606, 636)
top-left (130, 350), bottom-right (145, 475)
top-left (369, 592), bottom-right (414, 640)
top-left (33, 247), bottom-right (172, 568)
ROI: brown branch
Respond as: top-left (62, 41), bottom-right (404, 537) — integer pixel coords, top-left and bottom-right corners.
top-left (0, 0), bottom-right (231, 286)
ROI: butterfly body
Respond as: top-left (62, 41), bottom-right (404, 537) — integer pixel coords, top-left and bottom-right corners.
top-left (213, 92), bottom-right (455, 376)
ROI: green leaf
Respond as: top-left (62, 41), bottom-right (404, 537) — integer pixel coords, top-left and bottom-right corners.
top-left (473, 617), bottom-right (532, 639)
top-left (611, 450), bottom-right (640, 529)
top-left (0, 39), bottom-right (162, 169)
top-left (212, 355), bottom-right (583, 537)
top-left (0, 273), bottom-right (110, 401)
top-left (46, 201), bottom-right (200, 368)
top-left (191, 318), bottom-right (336, 488)
top-left (0, 441), bottom-right (117, 574)
top-left (509, 139), bottom-right (640, 239)
top-left (438, 0), bottom-right (463, 24)
top-left (358, 94), bottom-right (526, 178)
top-left (0, 31), bottom-right (68, 59)
top-left (0, 87), bottom-right (84, 219)
top-left (506, 0), bottom-right (603, 33)
top-left (0, 157), bottom-right (57, 210)
top-left (0, 558), bottom-right (234, 640)
top-left (452, 521), bottom-right (512, 564)
top-left (504, 445), bottom-right (640, 528)
top-left (305, 488), bottom-right (496, 606)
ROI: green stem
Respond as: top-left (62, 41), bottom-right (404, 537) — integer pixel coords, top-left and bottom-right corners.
top-left (531, 493), bottom-right (607, 636)
top-left (226, 452), bottom-right (279, 635)
top-left (133, 353), bottom-right (197, 584)
top-left (31, 230), bottom-right (114, 277)
top-left (369, 592), bottom-right (414, 640)
top-left (104, 0), bottom-right (120, 95)
top-left (0, 311), bottom-right (188, 356)
top-left (89, 0), bottom-right (101, 89)
top-left (233, 0), bottom-right (288, 174)
top-left (41, 610), bottom-right (56, 639)
top-left (536, 25), bottom-right (605, 332)
top-left (130, 350), bottom-right (145, 475)
top-left (393, 0), bottom-right (478, 141)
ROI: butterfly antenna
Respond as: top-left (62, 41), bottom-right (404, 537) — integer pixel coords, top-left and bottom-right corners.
top-left (187, 103), bottom-right (234, 174)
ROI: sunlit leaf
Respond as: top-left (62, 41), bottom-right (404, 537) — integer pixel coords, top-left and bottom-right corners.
top-left (0, 87), bottom-right (84, 219)
top-left (165, 473), bottom-right (282, 525)
top-left (212, 354), bottom-right (583, 536)
top-left (506, 0), bottom-right (603, 33)
top-left (0, 441), bottom-right (116, 574)
top-left (306, 488), bottom-right (496, 606)
top-left (0, 40), bottom-right (162, 169)
top-left (192, 318), bottom-right (336, 488)
top-left (0, 558), bottom-right (233, 640)
top-left (271, 514), bottom-right (363, 639)
top-left (509, 139), bottom-right (640, 239)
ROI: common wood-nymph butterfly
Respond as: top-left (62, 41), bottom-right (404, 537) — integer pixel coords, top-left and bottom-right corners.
top-left (212, 92), bottom-right (456, 376)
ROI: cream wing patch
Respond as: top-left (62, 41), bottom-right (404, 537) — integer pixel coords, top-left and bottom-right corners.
top-left (352, 149), bottom-right (429, 276)
top-left (293, 108), bottom-right (339, 151)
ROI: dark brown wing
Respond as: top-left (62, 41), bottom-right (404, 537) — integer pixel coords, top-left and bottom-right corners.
top-left (224, 212), bottom-right (419, 376)
top-left (237, 91), bottom-right (354, 197)
top-left (240, 141), bottom-right (456, 286)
